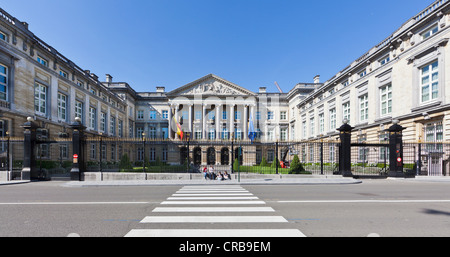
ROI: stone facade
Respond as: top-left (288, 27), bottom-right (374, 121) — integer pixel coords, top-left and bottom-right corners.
top-left (0, 1), bottom-right (449, 175)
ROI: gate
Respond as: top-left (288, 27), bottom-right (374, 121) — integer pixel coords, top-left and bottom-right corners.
top-left (350, 143), bottom-right (389, 177)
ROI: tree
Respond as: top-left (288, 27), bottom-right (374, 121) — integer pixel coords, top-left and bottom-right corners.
top-left (233, 158), bottom-right (240, 172)
top-left (260, 157), bottom-right (268, 167)
top-left (119, 153), bottom-right (133, 172)
top-left (289, 155), bottom-right (305, 174)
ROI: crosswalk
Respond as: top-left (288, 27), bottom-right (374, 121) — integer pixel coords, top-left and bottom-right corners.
top-left (124, 185), bottom-right (306, 237)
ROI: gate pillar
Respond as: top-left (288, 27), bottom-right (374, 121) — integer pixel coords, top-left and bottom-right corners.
top-left (21, 117), bottom-right (38, 180)
top-left (337, 119), bottom-right (354, 177)
top-left (387, 120), bottom-right (406, 177)
top-left (70, 117), bottom-right (86, 181)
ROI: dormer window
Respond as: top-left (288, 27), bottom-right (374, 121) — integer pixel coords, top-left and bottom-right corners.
top-left (421, 24), bottom-right (438, 40)
top-left (0, 31), bottom-right (6, 41)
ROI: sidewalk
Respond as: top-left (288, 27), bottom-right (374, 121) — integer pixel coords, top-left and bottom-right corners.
top-left (63, 175), bottom-right (362, 187)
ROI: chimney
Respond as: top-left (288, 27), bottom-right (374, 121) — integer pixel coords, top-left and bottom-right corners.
top-left (106, 74), bottom-right (113, 83)
top-left (314, 75), bottom-right (320, 84)
top-left (259, 87), bottom-right (267, 93)
top-left (156, 87), bottom-right (165, 93)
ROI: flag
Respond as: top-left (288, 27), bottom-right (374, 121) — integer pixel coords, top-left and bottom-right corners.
top-left (248, 111), bottom-right (256, 143)
top-left (173, 113), bottom-right (184, 140)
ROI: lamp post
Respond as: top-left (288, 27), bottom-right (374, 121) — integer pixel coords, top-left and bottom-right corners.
top-left (142, 132), bottom-right (146, 173)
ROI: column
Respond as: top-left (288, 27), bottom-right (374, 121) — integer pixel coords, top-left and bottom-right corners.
top-left (202, 104), bottom-right (207, 139)
top-left (175, 104), bottom-right (180, 139)
top-left (215, 104), bottom-right (221, 140)
top-left (168, 105), bottom-right (173, 140)
top-left (188, 104), bottom-right (193, 135)
top-left (229, 104), bottom-right (235, 139)
top-left (243, 104), bottom-right (248, 140)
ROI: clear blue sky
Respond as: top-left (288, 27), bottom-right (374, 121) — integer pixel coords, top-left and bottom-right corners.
top-left (1, 0), bottom-right (434, 93)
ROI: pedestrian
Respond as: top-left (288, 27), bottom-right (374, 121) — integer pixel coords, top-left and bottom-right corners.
top-left (223, 171), bottom-right (230, 180)
top-left (203, 166), bottom-right (208, 180)
top-left (209, 166), bottom-right (215, 180)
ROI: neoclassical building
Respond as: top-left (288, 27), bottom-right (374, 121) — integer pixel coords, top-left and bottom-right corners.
top-left (0, 0), bottom-right (450, 176)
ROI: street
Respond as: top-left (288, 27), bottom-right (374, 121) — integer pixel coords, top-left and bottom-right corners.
top-left (0, 179), bottom-right (450, 237)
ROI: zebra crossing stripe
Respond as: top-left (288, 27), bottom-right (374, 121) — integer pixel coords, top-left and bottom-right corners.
top-left (152, 207), bottom-right (276, 212)
top-left (140, 216), bottom-right (288, 223)
top-left (125, 229), bottom-right (306, 237)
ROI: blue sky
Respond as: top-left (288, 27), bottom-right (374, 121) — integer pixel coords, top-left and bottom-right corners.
top-left (2, 0), bottom-right (434, 93)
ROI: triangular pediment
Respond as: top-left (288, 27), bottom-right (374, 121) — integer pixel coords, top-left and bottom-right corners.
top-left (167, 74), bottom-right (257, 97)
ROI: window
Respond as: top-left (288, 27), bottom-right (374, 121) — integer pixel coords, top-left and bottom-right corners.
top-left (57, 93), bottom-right (67, 121)
top-left (162, 110), bottom-right (168, 119)
top-left (149, 126), bottom-right (156, 139)
top-left (75, 100), bottom-right (83, 122)
top-left (256, 111), bottom-right (261, 120)
top-left (421, 24), bottom-right (438, 40)
top-left (280, 111), bottom-right (287, 120)
top-left (380, 84), bottom-right (392, 115)
top-left (136, 127), bottom-right (144, 139)
top-left (149, 110), bottom-right (157, 120)
top-left (118, 120), bottom-right (123, 137)
top-left (329, 108), bottom-right (336, 131)
top-left (89, 88), bottom-right (97, 95)
top-left (90, 144), bottom-right (96, 160)
top-left (162, 127), bottom-right (168, 139)
top-left (359, 94), bottom-right (369, 122)
top-left (60, 144), bottom-right (68, 159)
top-left (89, 107), bottom-right (96, 130)
top-left (267, 111), bottom-right (274, 120)
top-left (310, 118), bottom-right (315, 137)
top-left (149, 148), bottom-right (156, 162)
top-left (110, 116), bottom-right (116, 136)
top-left (162, 147), bottom-right (168, 162)
top-left (379, 55), bottom-right (390, 66)
top-left (37, 56), bottom-right (48, 67)
top-left (319, 113), bottom-right (324, 134)
top-left (343, 102), bottom-right (350, 122)
top-left (342, 80), bottom-right (349, 88)
top-left (34, 82), bottom-right (47, 116)
top-left (0, 31), bottom-right (6, 41)
top-left (420, 61), bottom-right (439, 103)
top-left (280, 127), bottom-right (287, 141)
top-left (77, 80), bottom-right (85, 87)
top-left (222, 128), bottom-right (228, 140)
top-left (222, 110), bottom-right (227, 120)
top-left (195, 130), bottom-right (202, 140)
top-left (358, 69), bottom-right (367, 78)
top-left (425, 121), bottom-right (443, 152)
top-left (100, 112), bottom-right (106, 133)
top-left (267, 128), bottom-right (274, 141)
top-left (137, 110), bottom-right (144, 120)
top-left (59, 70), bottom-right (68, 79)
top-left (235, 111), bottom-right (241, 120)
top-left (0, 64), bottom-right (7, 101)
top-left (208, 129), bottom-right (215, 140)
top-left (302, 121), bottom-right (307, 139)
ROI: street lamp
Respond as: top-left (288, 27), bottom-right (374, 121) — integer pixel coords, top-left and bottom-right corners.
top-left (142, 132), bottom-right (146, 173)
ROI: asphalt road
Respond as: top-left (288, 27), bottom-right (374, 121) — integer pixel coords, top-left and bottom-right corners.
top-left (1, 179), bottom-right (450, 237)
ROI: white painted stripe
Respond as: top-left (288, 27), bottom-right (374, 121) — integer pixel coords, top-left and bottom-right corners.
top-left (176, 190), bottom-right (249, 193)
top-left (125, 229), bottom-right (306, 237)
top-left (167, 196), bottom-right (259, 200)
top-left (172, 193), bottom-right (254, 196)
top-left (152, 207), bottom-right (275, 212)
top-left (277, 200), bottom-right (450, 204)
top-left (161, 201), bottom-right (266, 205)
top-left (181, 186), bottom-right (245, 189)
top-left (140, 216), bottom-right (288, 223)
top-left (0, 202), bottom-right (149, 205)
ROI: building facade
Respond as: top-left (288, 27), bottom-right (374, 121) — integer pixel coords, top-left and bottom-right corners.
top-left (0, 0), bottom-right (449, 176)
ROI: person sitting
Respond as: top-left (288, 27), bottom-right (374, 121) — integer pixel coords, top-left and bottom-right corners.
top-left (203, 166), bottom-right (208, 180)
top-left (223, 171), bottom-right (230, 180)
top-left (216, 172), bottom-right (224, 181)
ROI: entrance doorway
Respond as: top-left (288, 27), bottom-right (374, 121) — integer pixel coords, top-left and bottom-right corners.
top-left (193, 147), bottom-right (202, 166)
